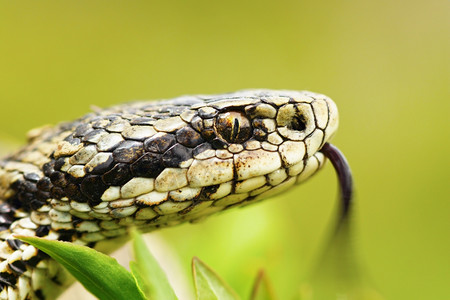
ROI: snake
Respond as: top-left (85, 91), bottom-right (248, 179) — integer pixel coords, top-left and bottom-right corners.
top-left (0, 89), bottom-right (349, 299)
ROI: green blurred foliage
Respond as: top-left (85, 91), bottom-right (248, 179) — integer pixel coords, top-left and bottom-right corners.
top-left (0, 1), bottom-right (448, 299)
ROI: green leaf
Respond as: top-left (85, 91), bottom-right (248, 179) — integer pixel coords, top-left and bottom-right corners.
top-left (192, 257), bottom-right (239, 300)
top-left (16, 235), bottom-right (146, 300)
top-left (130, 261), bottom-right (150, 296)
top-left (131, 230), bottom-right (178, 300)
top-left (249, 270), bottom-right (277, 300)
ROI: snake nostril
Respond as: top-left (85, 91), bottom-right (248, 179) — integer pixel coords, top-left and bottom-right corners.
top-left (288, 115), bottom-right (306, 131)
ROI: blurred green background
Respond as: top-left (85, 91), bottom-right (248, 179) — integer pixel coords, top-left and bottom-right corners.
top-left (0, 1), bottom-right (448, 299)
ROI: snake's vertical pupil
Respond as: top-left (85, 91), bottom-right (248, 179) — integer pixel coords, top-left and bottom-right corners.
top-left (232, 118), bottom-right (240, 141)
top-left (215, 111), bottom-right (252, 143)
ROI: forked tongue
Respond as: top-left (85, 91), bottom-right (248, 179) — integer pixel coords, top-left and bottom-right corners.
top-left (299, 143), bottom-right (383, 299)
top-left (320, 142), bottom-right (353, 226)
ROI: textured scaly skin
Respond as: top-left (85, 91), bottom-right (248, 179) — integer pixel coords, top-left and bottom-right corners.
top-left (0, 89), bottom-right (338, 299)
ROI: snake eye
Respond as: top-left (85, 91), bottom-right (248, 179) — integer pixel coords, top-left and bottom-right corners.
top-left (215, 111), bottom-right (252, 143)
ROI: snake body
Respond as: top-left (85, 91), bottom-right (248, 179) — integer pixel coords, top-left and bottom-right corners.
top-left (0, 89), bottom-right (338, 299)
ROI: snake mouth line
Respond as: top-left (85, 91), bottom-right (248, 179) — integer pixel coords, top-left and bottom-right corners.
top-left (320, 143), bottom-right (353, 221)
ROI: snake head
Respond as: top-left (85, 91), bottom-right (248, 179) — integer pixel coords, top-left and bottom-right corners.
top-left (0, 90), bottom-right (347, 300)
top-left (1, 89), bottom-right (340, 242)
top-left (181, 90), bottom-right (339, 206)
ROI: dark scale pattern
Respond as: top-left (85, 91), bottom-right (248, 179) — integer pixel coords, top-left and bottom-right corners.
top-left (50, 186), bottom-right (65, 199)
top-left (0, 89), bottom-right (337, 298)
top-left (113, 141), bottom-right (144, 163)
top-left (102, 163), bottom-right (133, 185)
top-left (131, 153), bottom-right (164, 178)
top-left (36, 177), bottom-right (52, 192)
top-left (30, 199), bottom-right (46, 210)
top-left (210, 138), bottom-right (228, 150)
top-left (64, 183), bottom-right (82, 199)
top-left (176, 127), bottom-right (204, 148)
top-left (74, 123), bottom-right (93, 137)
top-left (43, 161), bottom-right (56, 177)
top-left (201, 128), bottom-right (216, 141)
top-left (82, 129), bottom-right (106, 143)
top-left (87, 154), bottom-right (114, 175)
top-left (49, 172), bottom-right (67, 187)
top-left (190, 116), bottom-right (203, 132)
top-left (24, 173), bottom-right (40, 182)
top-left (6, 239), bottom-right (23, 250)
top-left (9, 260), bottom-right (27, 275)
top-left (36, 190), bottom-right (51, 201)
top-left (0, 204), bottom-right (15, 232)
top-left (193, 143), bottom-right (212, 156)
top-left (35, 225), bottom-right (51, 237)
top-left (0, 271), bottom-right (17, 286)
top-left (162, 144), bottom-right (193, 167)
top-left (201, 185), bottom-right (220, 198)
top-left (80, 175), bottom-right (108, 205)
top-left (144, 134), bottom-right (176, 153)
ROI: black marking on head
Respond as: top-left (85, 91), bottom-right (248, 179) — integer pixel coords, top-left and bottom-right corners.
top-left (80, 175), bottom-right (108, 205)
top-left (131, 153), bottom-right (164, 178)
top-left (144, 134), bottom-right (176, 153)
top-left (74, 123), bottom-right (93, 137)
top-left (193, 143), bottom-right (212, 157)
top-left (200, 128), bottom-right (216, 141)
top-left (210, 138), bottom-right (227, 149)
top-left (176, 127), bottom-right (204, 148)
top-left (253, 128), bottom-right (267, 141)
top-left (88, 154), bottom-right (114, 175)
top-left (162, 144), bottom-right (192, 168)
top-left (102, 163), bottom-right (133, 185)
top-left (113, 141), bottom-right (144, 163)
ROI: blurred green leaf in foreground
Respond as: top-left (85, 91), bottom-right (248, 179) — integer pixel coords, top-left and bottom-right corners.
top-left (131, 229), bottom-right (178, 300)
top-left (17, 232), bottom-right (265, 300)
top-left (17, 222), bottom-right (382, 300)
top-left (16, 235), bottom-right (146, 300)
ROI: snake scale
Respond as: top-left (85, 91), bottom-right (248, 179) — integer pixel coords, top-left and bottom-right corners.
top-left (0, 89), bottom-right (340, 299)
